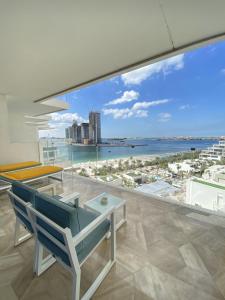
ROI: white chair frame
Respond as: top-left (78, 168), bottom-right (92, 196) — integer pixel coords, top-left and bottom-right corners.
top-left (8, 183), bottom-right (79, 245)
top-left (8, 184), bottom-right (80, 273)
top-left (7, 183), bottom-right (80, 247)
top-left (8, 191), bottom-right (33, 246)
top-left (28, 204), bottom-right (116, 300)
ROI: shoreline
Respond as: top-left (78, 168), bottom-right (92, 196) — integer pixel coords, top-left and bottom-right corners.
top-left (71, 143), bottom-right (147, 147)
top-left (71, 151), bottom-right (186, 168)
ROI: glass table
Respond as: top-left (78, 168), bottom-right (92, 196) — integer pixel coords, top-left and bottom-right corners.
top-left (84, 192), bottom-right (127, 231)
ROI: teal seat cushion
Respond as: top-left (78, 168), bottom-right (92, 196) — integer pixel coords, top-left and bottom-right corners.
top-left (34, 193), bottom-right (80, 237)
top-left (11, 181), bottom-right (37, 233)
top-left (12, 181), bottom-right (37, 210)
top-left (34, 193), bottom-right (110, 266)
top-left (76, 207), bottom-right (110, 264)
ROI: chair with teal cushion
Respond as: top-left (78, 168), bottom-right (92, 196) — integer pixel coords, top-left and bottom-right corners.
top-left (8, 182), bottom-right (80, 246)
top-left (8, 181), bottom-right (37, 246)
top-left (28, 192), bottom-right (116, 300)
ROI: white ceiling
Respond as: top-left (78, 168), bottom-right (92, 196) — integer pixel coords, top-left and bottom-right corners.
top-left (7, 98), bottom-right (69, 116)
top-left (0, 0), bottom-right (225, 105)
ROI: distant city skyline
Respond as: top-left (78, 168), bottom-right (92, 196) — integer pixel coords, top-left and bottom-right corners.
top-left (39, 39), bottom-right (225, 138)
top-left (65, 111), bottom-right (101, 144)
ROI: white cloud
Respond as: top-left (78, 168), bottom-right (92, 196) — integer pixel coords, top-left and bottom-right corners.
top-left (121, 54), bottom-right (184, 85)
top-left (103, 108), bottom-right (133, 119)
top-left (39, 112), bottom-right (87, 138)
top-left (135, 110), bottom-right (148, 118)
top-left (103, 98), bottom-right (170, 119)
top-left (158, 113), bottom-right (171, 122)
top-left (109, 76), bottom-right (120, 85)
top-left (179, 104), bottom-right (190, 110)
top-left (132, 99), bottom-right (169, 110)
top-left (50, 112), bottom-right (86, 124)
top-left (102, 108), bottom-right (148, 119)
top-left (105, 90), bottom-right (139, 106)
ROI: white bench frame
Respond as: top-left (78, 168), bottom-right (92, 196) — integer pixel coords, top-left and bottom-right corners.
top-left (28, 204), bottom-right (116, 300)
top-left (0, 170), bottom-right (64, 191)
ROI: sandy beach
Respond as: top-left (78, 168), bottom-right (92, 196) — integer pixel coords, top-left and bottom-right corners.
top-left (71, 152), bottom-right (176, 169)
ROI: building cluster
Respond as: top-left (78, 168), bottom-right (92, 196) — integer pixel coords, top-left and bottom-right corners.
top-left (65, 112), bottom-right (101, 144)
top-left (200, 140), bottom-right (225, 161)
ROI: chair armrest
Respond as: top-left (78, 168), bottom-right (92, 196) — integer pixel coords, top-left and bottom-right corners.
top-left (59, 192), bottom-right (80, 206)
top-left (73, 207), bottom-right (115, 247)
top-left (37, 183), bottom-right (56, 195)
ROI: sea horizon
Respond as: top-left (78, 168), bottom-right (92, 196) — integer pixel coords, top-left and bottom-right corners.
top-left (41, 136), bottom-right (223, 140)
top-left (47, 138), bottom-right (218, 164)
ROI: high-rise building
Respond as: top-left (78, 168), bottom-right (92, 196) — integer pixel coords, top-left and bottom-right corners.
top-left (65, 112), bottom-right (101, 144)
top-left (65, 127), bottom-right (69, 139)
top-left (89, 112), bottom-right (101, 144)
top-left (77, 125), bottom-right (82, 143)
top-left (68, 126), bottom-right (74, 140)
top-left (81, 123), bottom-right (89, 142)
top-left (72, 121), bottom-right (78, 142)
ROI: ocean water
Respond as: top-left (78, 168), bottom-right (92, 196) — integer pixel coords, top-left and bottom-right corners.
top-left (53, 139), bottom-right (217, 164)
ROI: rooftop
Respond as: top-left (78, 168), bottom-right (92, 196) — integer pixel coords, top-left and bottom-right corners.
top-left (1, 173), bottom-right (225, 300)
top-left (135, 180), bottom-right (178, 197)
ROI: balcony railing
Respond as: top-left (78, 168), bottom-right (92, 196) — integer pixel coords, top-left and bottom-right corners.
top-left (38, 138), bottom-right (225, 215)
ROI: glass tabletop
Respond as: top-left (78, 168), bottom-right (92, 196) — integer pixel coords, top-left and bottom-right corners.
top-left (84, 192), bottom-right (125, 214)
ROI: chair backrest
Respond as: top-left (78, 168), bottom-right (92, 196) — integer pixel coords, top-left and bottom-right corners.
top-left (29, 193), bottom-right (80, 267)
top-left (8, 181), bottom-right (37, 233)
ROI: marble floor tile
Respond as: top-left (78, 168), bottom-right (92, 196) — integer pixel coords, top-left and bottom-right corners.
top-left (1, 173), bottom-right (225, 299)
top-left (0, 284), bottom-right (18, 300)
top-left (179, 243), bottom-right (210, 275)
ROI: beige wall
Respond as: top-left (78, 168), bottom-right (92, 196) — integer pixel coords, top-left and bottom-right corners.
top-left (0, 96), bottom-right (40, 164)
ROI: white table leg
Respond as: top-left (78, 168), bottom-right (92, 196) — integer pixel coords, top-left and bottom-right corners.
top-left (107, 203), bottom-right (127, 238)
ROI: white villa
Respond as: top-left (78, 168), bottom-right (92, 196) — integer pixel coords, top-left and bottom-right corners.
top-left (168, 160), bottom-right (200, 175)
top-left (187, 164), bottom-right (225, 212)
top-left (186, 178), bottom-right (225, 212)
top-left (202, 165), bottom-right (225, 183)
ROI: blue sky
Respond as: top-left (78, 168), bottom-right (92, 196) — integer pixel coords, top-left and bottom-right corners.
top-left (44, 40), bottom-right (225, 138)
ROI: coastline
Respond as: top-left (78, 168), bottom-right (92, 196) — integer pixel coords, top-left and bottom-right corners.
top-left (71, 151), bottom-right (182, 168)
top-left (52, 138), bottom-right (216, 168)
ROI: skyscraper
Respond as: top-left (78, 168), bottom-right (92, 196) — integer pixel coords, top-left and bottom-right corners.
top-left (68, 126), bottom-right (74, 140)
top-left (81, 122), bottom-right (89, 143)
top-left (65, 112), bottom-right (101, 144)
top-left (72, 121), bottom-right (78, 142)
top-left (89, 112), bottom-right (101, 144)
top-left (76, 125), bottom-right (82, 143)
top-left (65, 127), bottom-right (69, 139)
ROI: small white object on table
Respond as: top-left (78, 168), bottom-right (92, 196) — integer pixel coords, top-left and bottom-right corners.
top-left (84, 192), bottom-right (127, 233)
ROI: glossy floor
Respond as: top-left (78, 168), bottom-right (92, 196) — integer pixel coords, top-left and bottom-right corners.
top-left (1, 173), bottom-right (225, 300)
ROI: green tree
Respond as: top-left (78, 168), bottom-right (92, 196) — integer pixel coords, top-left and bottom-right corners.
top-left (79, 168), bottom-right (88, 177)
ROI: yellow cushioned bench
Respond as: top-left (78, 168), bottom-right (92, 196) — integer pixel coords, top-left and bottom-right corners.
top-left (0, 166), bottom-right (63, 182)
top-left (0, 161), bottom-right (41, 173)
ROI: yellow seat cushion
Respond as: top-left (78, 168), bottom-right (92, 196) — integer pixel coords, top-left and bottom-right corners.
top-left (0, 161), bottom-right (41, 172)
top-left (0, 166), bottom-right (63, 181)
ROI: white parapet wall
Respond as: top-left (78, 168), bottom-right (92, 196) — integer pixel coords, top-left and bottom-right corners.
top-left (0, 96), bottom-right (39, 163)
top-left (0, 88), bottom-right (68, 164)
top-left (186, 178), bottom-right (225, 212)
